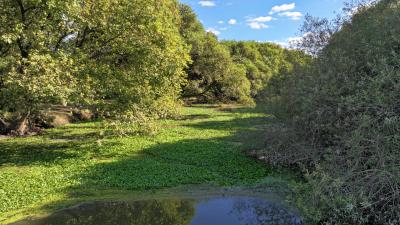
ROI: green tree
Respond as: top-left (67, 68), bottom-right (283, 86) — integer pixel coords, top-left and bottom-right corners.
top-left (179, 4), bottom-right (252, 103)
top-left (223, 41), bottom-right (294, 98)
top-left (0, 0), bottom-right (189, 135)
top-left (70, 0), bottom-right (190, 121)
top-left (0, 0), bottom-right (78, 134)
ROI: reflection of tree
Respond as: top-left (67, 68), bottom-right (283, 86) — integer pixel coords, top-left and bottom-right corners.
top-left (230, 198), bottom-right (303, 225)
top-left (13, 199), bottom-right (195, 225)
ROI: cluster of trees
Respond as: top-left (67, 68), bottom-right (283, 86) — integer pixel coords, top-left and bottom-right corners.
top-left (0, 0), bottom-right (302, 135)
top-left (0, 0), bottom-right (190, 135)
top-left (223, 41), bottom-right (288, 97)
top-left (178, 4), bottom-right (252, 104)
top-left (261, 0), bottom-right (399, 224)
top-left (178, 5), bottom-right (306, 105)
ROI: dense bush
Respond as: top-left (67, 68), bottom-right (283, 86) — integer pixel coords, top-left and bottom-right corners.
top-left (261, 0), bottom-right (400, 224)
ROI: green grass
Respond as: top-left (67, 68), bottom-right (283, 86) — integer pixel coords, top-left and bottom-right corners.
top-left (0, 105), bottom-right (294, 223)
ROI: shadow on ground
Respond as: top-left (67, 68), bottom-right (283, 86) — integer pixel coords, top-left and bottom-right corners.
top-left (65, 108), bottom-right (276, 193)
top-left (0, 131), bottom-right (117, 166)
top-left (0, 106), bottom-right (290, 224)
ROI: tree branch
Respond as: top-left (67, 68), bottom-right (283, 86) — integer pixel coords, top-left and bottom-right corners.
top-left (15, 0), bottom-right (26, 22)
top-left (76, 26), bottom-right (90, 48)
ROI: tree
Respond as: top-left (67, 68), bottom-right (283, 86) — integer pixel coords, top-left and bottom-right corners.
top-left (0, 0), bottom-right (78, 134)
top-left (0, 0), bottom-right (189, 135)
top-left (179, 4), bottom-right (252, 104)
top-left (69, 0), bottom-right (190, 120)
top-left (223, 41), bottom-right (290, 98)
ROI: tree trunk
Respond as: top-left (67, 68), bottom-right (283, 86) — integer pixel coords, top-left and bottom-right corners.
top-left (14, 111), bottom-right (30, 136)
top-left (0, 117), bottom-right (10, 134)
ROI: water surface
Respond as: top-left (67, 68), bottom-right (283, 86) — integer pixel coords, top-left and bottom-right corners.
top-left (11, 196), bottom-right (303, 225)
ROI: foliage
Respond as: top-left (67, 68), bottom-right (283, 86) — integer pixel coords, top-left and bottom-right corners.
top-left (0, 0), bottom-right (189, 135)
top-left (223, 41), bottom-right (286, 97)
top-left (0, 0), bottom-right (78, 134)
top-left (261, 0), bottom-right (400, 224)
top-left (177, 6), bottom-right (306, 105)
top-left (179, 5), bottom-right (253, 104)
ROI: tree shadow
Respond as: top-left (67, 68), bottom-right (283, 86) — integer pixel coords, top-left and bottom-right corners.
top-left (0, 125), bottom-right (119, 166)
top-left (173, 114), bottom-right (212, 121)
top-left (71, 137), bottom-right (271, 193)
top-left (0, 141), bottom-right (77, 166)
top-left (66, 112), bottom-right (275, 193)
top-left (185, 116), bottom-right (272, 131)
top-left (0, 138), bottom-right (121, 166)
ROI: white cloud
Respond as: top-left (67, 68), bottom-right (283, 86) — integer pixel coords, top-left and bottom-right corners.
top-left (269, 3), bottom-right (295, 14)
top-left (218, 20), bottom-right (224, 24)
top-left (278, 11), bottom-right (303, 20)
top-left (248, 22), bottom-right (269, 29)
top-left (246, 16), bottom-right (273, 29)
top-left (250, 16), bottom-right (273, 22)
top-left (228, 19), bottom-right (237, 25)
top-left (206, 27), bottom-right (221, 35)
top-left (198, 1), bottom-right (216, 7)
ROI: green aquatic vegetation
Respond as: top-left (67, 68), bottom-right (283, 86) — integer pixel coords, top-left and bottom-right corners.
top-left (0, 106), bottom-right (291, 223)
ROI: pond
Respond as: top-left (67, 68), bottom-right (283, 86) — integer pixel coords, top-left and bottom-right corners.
top-left (10, 195), bottom-right (304, 225)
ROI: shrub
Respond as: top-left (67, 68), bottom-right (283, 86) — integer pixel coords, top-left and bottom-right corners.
top-left (261, 0), bottom-right (400, 224)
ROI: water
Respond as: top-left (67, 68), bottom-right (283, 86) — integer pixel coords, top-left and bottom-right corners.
top-left (11, 196), bottom-right (303, 225)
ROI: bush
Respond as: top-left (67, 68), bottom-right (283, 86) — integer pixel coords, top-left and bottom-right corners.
top-left (260, 0), bottom-right (400, 224)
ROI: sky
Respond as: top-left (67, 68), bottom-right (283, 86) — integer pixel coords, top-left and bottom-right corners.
top-left (179, 0), bottom-right (346, 46)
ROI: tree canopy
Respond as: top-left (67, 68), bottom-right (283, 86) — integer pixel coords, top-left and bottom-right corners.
top-left (0, 1), bottom-right (305, 135)
top-left (0, 0), bottom-right (189, 134)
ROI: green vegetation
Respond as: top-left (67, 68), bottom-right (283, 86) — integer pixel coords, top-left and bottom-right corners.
top-left (0, 106), bottom-right (292, 223)
top-left (1, 0), bottom-right (398, 224)
top-left (0, 0), bottom-right (189, 135)
top-left (178, 5), bottom-right (304, 104)
top-left (222, 41), bottom-right (308, 98)
top-left (179, 5), bottom-right (253, 104)
top-left (0, 0), bottom-right (302, 136)
top-left (260, 0), bottom-right (400, 224)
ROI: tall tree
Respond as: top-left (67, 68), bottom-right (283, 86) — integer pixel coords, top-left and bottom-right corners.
top-left (0, 0), bottom-right (78, 134)
top-left (0, 0), bottom-right (189, 135)
top-left (179, 4), bottom-right (252, 103)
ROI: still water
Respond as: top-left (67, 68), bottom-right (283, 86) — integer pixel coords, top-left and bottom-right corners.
top-left (11, 196), bottom-right (303, 225)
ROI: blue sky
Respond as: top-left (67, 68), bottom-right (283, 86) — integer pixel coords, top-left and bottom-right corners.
top-left (179, 0), bottom-right (346, 45)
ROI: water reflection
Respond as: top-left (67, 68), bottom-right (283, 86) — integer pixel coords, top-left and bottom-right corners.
top-left (191, 197), bottom-right (303, 225)
top-left (11, 197), bottom-right (303, 225)
top-left (11, 200), bottom-right (195, 225)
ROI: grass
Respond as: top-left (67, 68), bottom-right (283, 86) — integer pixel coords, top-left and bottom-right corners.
top-left (0, 105), bottom-right (295, 224)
